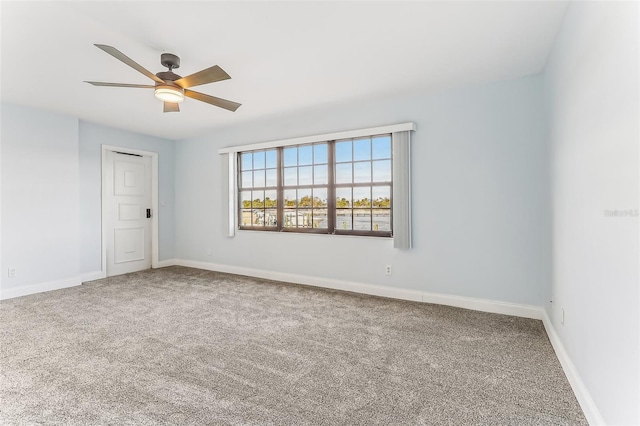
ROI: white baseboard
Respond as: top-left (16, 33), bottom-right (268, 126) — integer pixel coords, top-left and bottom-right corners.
top-left (541, 310), bottom-right (604, 425)
top-left (0, 276), bottom-right (82, 300)
top-left (422, 291), bottom-right (543, 319)
top-left (155, 259), bottom-right (177, 268)
top-left (81, 262), bottom-right (177, 280)
top-left (168, 259), bottom-right (541, 320)
top-left (81, 270), bottom-right (106, 282)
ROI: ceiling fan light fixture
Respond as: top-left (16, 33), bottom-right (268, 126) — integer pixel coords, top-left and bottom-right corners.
top-left (154, 85), bottom-right (184, 103)
top-left (87, 44), bottom-right (241, 113)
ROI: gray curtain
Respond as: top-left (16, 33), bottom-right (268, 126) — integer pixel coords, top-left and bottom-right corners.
top-left (392, 131), bottom-right (412, 249)
top-left (221, 152), bottom-right (237, 237)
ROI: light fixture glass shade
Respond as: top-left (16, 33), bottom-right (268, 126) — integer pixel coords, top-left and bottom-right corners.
top-left (154, 85), bottom-right (184, 103)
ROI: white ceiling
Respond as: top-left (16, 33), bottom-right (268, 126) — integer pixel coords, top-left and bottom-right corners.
top-left (1, 1), bottom-right (568, 140)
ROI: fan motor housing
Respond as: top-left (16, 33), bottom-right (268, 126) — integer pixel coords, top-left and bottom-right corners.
top-left (161, 53), bottom-right (180, 70)
top-left (156, 71), bottom-right (181, 82)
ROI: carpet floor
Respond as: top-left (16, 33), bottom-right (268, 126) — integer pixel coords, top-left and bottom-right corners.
top-left (0, 266), bottom-right (586, 425)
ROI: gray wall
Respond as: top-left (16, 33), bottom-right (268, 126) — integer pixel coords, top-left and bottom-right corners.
top-left (78, 121), bottom-right (175, 274)
top-left (1, 104), bottom-right (80, 290)
top-left (174, 75), bottom-right (550, 306)
top-left (0, 104), bottom-right (175, 295)
top-left (544, 2), bottom-right (639, 424)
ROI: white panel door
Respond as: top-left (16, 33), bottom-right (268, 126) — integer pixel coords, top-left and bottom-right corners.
top-left (105, 151), bottom-right (152, 276)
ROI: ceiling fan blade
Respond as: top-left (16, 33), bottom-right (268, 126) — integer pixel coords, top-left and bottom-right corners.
top-left (85, 81), bottom-right (155, 88)
top-left (163, 102), bottom-right (180, 113)
top-left (174, 65), bottom-right (231, 89)
top-left (184, 89), bottom-right (241, 112)
top-left (94, 44), bottom-right (165, 84)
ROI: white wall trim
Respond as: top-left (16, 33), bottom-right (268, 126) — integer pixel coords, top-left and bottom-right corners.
top-left (217, 122), bottom-right (417, 154)
top-left (81, 271), bottom-right (106, 283)
top-left (541, 310), bottom-right (605, 426)
top-left (0, 276), bottom-right (82, 300)
top-left (101, 145), bottom-right (160, 277)
top-left (156, 259), bottom-right (177, 268)
top-left (163, 259), bottom-right (541, 319)
top-left (422, 291), bottom-right (542, 319)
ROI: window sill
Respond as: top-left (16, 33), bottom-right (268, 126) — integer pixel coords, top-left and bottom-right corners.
top-left (236, 228), bottom-right (393, 240)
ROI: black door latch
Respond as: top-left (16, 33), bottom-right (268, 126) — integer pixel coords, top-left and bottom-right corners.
top-left (146, 208), bottom-right (152, 218)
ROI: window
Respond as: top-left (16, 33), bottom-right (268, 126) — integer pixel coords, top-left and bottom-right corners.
top-left (334, 135), bottom-right (392, 234)
top-left (221, 122), bottom-right (414, 247)
top-left (282, 143), bottom-right (329, 231)
top-left (239, 149), bottom-right (278, 228)
top-left (238, 134), bottom-right (393, 236)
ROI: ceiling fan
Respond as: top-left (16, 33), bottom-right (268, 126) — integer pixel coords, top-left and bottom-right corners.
top-left (85, 44), bottom-right (241, 113)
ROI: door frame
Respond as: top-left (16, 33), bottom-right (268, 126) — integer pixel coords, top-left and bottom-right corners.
top-left (101, 145), bottom-right (159, 276)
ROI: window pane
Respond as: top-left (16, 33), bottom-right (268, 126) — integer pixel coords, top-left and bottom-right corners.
top-left (241, 191), bottom-right (252, 209)
top-left (241, 153), bottom-right (252, 170)
top-left (336, 188), bottom-right (351, 208)
top-left (298, 188), bottom-right (312, 208)
top-left (335, 141), bottom-right (352, 162)
top-left (265, 150), bottom-right (277, 168)
top-left (373, 210), bottom-right (391, 232)
top-left (266, 169), bottom-right (277, 187)
top-left (372, 136), bottom-right (391, 159)
top-left (252, 190), bottom-right (264, 208)
top-left (336, 209), bottom-right (352, 230)
top-left (313, 209), bottom-right (328, 229)
top-left (253, 170), bottom-right (265, 187)
top-left (284, 167), bottom-right (297, 186)
top-left (284, 189), bottom-right (297, 207)
top-left (372, 160), bottom-right (391, 182)
top-left (265, 190), bottom-right (277, 208)
top-left (253, 151), bottom-right (265, 169)
top-left (284, 209), bottom-right (297, 227)
top-left (265, 209), bottom-right (278, 226)
top-left (284, 147), bottom-right (297, 166)
top-left (252, 210), bottom-right (264, 226)
top-left (314, 165), bottom-right (328, 185)
top-left (299, 166), bottom-right (312, 185)
top-left (354, 161), bottom-right (371, 183)
top-left (241, 171), bottom-right (252, 188)
top-left (354, 138), bottom-right (371, 161)
top-left (299, 209), bottom-right (313, 228)
top-left (314, 144), bottom-right (328, 164)
top-left (336, 163), bottom-right (352, 184)
top-left (313, 188), bottom-right (327, 207)
top-left (353, 187), bottom-right (371, 207)
top-left (241, 209), bottom-right (252, 226)
top-left (372, 186), bottom-right (390, 208)
top-left (299, 145), bottom-right (313, 165)
top-left (353, 209), bottom-right (372, 231)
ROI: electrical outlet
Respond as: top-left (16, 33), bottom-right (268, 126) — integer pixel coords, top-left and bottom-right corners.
top-left (385, 265), bottom-right (392, 276)
top-left (561, 308), bottom-right (565, 325)
top-left (206, 248), bottom-right (212, 256)
top-left (7, 268), bottom-right (16, 278)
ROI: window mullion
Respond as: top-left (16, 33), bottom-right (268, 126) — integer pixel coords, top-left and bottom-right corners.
top-left (237, 154), bottom-right (242, 231)
top-left (277, 147), bottom-right (284, 231)
top-left (328, 141), bottom-right (336, 233)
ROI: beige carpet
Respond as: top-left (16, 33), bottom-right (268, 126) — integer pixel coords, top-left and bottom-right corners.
top-left (0, 266), bottom-right (586, 425)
